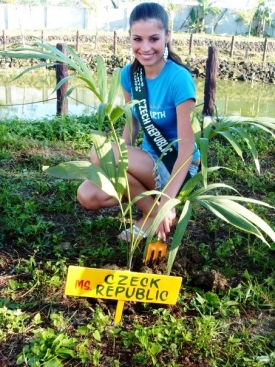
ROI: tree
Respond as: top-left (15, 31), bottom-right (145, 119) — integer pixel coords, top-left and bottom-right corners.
top-left (187, 0), bottom-right (222, 33)
top-left (253, 0), bottom-right (273, 37)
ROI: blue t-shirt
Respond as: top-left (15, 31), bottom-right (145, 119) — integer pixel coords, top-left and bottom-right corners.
top-left (121, 60), bottom-right (200, 162)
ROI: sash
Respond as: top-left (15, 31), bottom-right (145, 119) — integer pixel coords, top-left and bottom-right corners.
top-left (131, 66), bottom-right (178, 174)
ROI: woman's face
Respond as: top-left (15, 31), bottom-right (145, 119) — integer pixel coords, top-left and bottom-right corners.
top-left (130, 19), bottom-right (170, 68)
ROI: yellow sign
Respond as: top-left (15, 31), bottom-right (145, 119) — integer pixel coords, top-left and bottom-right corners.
top-left (65, 266), bottom-right (182, 305)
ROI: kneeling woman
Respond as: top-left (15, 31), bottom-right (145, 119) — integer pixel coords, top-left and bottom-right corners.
top-left (77, 2), bottom-right (200, 241)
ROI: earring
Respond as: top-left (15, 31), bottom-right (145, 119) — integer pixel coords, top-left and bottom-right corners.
top-left (163, 44), bottom-right (168, 61)
top-left (129, 48), bottom-right (134, 62)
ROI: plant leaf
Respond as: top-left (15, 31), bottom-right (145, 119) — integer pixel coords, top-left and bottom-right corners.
top-left (107, 68), bottom-right (121, 113)
top-left (167, 200), bottom-right (192, 275)
top-left (198, 197), bottom-right (275, 245)
top-left (199, 137), bottom-right (209, 188)
top-left (91, 130), bottom-right (117, 184)
top-left (115, 138), bottom-right (128, 200)
top-left (96, 55), bottom-right (107, 103)
top-left (217, 130), bottom-right (243, 160)
top-left (230, 126), bottom-right (260, 173)
top-left (44, 161), bottom-right (119, 201)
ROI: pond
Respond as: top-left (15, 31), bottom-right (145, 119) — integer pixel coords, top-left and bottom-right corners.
top-left (0, 71), bottom-right (275, 120)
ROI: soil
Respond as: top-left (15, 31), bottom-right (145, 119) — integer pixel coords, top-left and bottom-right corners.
top-left (0, 198), bottom-right (254, 367)
top-left (0, 56), bottom-right (275, 366)
top-left (0, 239), bottom-right (230, 367)
top-left (1, 148), bottom-right (274, 367)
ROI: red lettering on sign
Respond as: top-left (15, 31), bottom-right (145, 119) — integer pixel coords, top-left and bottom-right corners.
top-left (75, 279), bottom-right (91, 290)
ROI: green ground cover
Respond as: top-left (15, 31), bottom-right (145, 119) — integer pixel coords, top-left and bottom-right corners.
top-left (0, 113), bottom-right (274, 367)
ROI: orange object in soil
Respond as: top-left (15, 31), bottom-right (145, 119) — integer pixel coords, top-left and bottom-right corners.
top-left (145, 241), bottom-right (167, 263)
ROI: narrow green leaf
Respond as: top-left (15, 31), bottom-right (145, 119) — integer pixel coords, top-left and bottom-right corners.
top-left (217, 130), bottom-right (243, 160)
top-left (96, 55), bottom-right (107, 103)
top-left (143, 197), bottom-right (180, 250)
top-left (10, 62), bottom-right (55, 81)
top-left (91, 130), bottom-right (117, 183)
top-left (167, 200), bottom-right (192, 275)
top-left (230, 126), bottom-right (260, 173)
top-left (107, 68), bottom-right (121, 111)
top-left (199, 137), bottom-right (209, 188)
top-left (45, 161), bottom-right (119, 201)
top-left (66, 45), bottom-right (96, 82)
top-left (191, 113), bottom-right (202, 143)
top-left (97, 103), bottom-right (108, 131)
top-left (188, 182), bottom-right (240, 200)
top-left (115, 138), bottom-right (128, 199)
top-left (201, 197), bottom-right (275, 242)
top-left (109, 106), bottom-right (125, 125)
top-left (202, 116), bottom-right (213, 139)
top-left (79, 77), bottom-right (102, 102)
top-left (245, 122), bottom-right (275, 138)
top-left (179, 170), bottom-right (203, 199)
top-left (197, 194), bottom-right (273, 208)
top-left (65, 85), bottom-right (78, 98)
top-left (198, 199), bottom-right (269, 244)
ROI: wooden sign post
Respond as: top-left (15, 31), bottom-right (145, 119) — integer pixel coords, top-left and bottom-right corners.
top-left (65, 266), bottom-right (182, 323)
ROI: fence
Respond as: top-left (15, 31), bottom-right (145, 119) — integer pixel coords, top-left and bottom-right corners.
top-left (2, 30), bottom-right (275, 62)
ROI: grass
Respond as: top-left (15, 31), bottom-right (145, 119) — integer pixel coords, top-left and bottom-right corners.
top-left (0, 114), bottom-right (275, 366)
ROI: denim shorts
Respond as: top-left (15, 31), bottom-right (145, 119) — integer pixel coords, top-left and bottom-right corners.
top-left (146, 152), bottom-right (199, 190)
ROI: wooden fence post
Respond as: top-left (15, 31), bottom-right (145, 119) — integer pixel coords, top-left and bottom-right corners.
top-left (114, 31), bottom-right (117, 55)
top-left (76, 30), bottom-right (80, 52)
top-left (202, 46), bottom-right (218, 117)
top-left (262, 37), bottom-right (268, 62)
top-left (230, 35), bottom-right (235, 58)
top-left (56, 43), bottom-right (68, 116)
top-left (3, 30), bottom-right (6, 51)
top-left (189, 33), bottom-right (193, 55)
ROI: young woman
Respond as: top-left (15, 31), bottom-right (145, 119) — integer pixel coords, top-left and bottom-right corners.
top-left (77, 2), bottom-right (200, 242)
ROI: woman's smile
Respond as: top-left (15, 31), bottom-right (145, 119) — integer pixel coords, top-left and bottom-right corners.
top-left (138, 52), bottom-right (156, 61)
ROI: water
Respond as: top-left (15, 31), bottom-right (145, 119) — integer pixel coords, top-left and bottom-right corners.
top-left (0, 71), bottom-right (275, 120)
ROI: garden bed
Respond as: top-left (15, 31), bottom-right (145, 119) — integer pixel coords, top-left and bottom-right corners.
top-left (0, 115), bottom-right (274, 366)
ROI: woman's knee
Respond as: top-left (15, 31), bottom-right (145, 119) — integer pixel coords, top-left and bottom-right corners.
top-left (90, 147), bottom-right (100, 165)
top-left (77, 180), bottom-right (98, 210)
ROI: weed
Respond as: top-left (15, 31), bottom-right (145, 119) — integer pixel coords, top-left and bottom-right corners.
top-left (16, 328), bottom-right (77, 366)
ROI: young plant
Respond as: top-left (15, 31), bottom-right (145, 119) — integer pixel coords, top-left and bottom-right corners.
top-left (16, 328), bottom-right (77, 366)
top-left (2, 43), bottom-right (275, 275)
top-left (165, 113), bottom-right (275, 274)
top-left (1, 42), bottom-right (163, 269)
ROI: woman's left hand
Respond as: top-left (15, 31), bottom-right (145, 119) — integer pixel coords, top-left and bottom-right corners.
top-left (156, 208), bottom-right (176, 241)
